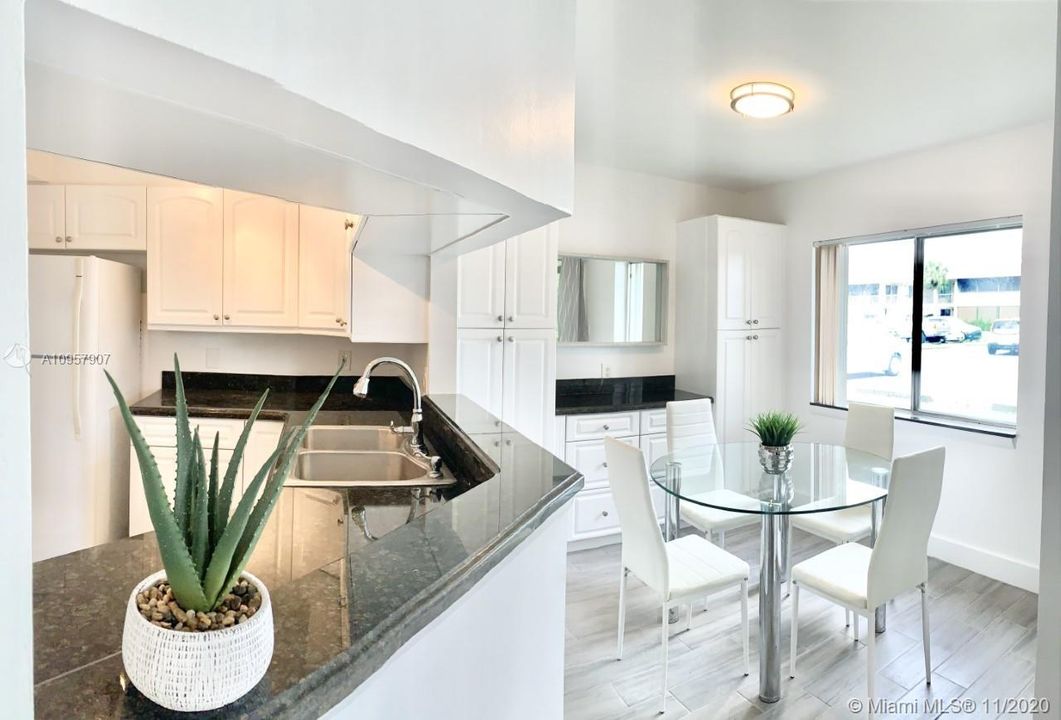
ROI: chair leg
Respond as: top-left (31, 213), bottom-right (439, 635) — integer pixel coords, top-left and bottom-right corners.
top-left (789, 582), bottom-right (799, 678)
top-left (785, 530), bottom-right (793, 596)
top-left (853, 613), bottom-right (859, 642)
top-left (741, 580), bottom-right (750, 676)
top-left (866, 611), bottom-right (876, 713)
top-left (921, 584), bottom-right (932, 685)
top-left (660, 604), bottom-right (669, 713)
top-left (718, 529), bottom-right (726, 549)
top-left (617, 567), bottom-right (628, 660)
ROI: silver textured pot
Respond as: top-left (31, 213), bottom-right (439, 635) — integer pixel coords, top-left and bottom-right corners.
top-left (758, 444), bottom-right (794, 475)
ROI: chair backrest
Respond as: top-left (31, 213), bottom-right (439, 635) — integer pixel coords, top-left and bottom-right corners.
top-left (604, 437), bottom-right (668, 594)
top-left (845, 401), bottom-right (895, 460)
top-left (867, 447), bottom-right (945, 607)
top-left (666, 398), bottom-right (718, 452)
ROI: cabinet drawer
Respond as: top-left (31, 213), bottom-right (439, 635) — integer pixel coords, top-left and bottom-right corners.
top-left (565, 436), bottom-right (637, 490)
top-left (565, 411), bottom-right (639, 441)
top-left (640, 408), bottom-right (667, 434)
top-left (571, 486), bottom-right (667, 539)
top-left (572, 490), bottom-right (620, 537)
top-left (133, 415), bottom-right (250, 449)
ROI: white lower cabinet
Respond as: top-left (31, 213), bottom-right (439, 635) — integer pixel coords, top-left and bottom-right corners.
top-left (129, 415), bottom-right (284, 536)
top-left (561, 408), bottom-right (669, 544)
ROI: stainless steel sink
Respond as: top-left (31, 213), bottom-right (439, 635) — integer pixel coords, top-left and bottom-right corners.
top-left (300, 425), bottom-right (406, 452)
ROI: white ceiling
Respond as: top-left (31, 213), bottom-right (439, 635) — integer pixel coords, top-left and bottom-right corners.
top-left (575, 0), bottom-right (1057, 190)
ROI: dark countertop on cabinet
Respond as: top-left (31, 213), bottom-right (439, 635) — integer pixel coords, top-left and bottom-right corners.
top-left (33, 377), bottom-right (582, 720)
top-left (555, 375), bottom-right (708, 415)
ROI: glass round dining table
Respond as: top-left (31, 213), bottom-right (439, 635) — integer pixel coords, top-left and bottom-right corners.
top-left (649, 442), bottom-right (891, 704)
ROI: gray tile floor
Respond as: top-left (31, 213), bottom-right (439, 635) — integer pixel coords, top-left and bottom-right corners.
top-left (564, 526), bottom-right (1039, 719)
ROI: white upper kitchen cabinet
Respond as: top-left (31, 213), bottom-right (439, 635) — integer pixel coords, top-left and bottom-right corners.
top-left (456, 329), bottom-right (506, 418)
top-left (501, 328), bottom-right (557, 448)
top-left (27, 184), bottom-right (65, 249)
top-left (147, 186), bottom-right (224, 327)
top-left (64, 185), bottom-right (146, 251)
top-left (457, 228), bottom-right (558, 329)
top-left (504, 225), bottom-right (558, 329)
top-left (223, 190), bottom-right (300, 328)
top-left (298, 204), bottom-right (356, 332)
top-left (681, 215), bottom-right (785, 331)
top-left (457, 241), bottom-right (506, 328)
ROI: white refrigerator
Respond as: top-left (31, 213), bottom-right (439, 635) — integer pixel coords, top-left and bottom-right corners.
top-left (29, 255), bottom-right (141, 561)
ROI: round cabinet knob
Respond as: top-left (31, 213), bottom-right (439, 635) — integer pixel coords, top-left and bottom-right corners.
top-left (746, 335), bottom-right (753, 340)
top-left (507, 316), bottom-right (514, 322)
top-left (746, 319), bottom-right (752, 325)
top-left (496, 315), bottom-right (504, 322)
top-left (601, 510), bottom-right (609, 517)
top-left (223, 314), bottom-right (230, 321)
top-left (601, 462), bottom-right (608, 468)
top-left (54, 236), bottom-right (63, 244)
top-left (507, 336), bottom-right (514, 342)
top-left (602, 424), bottom-right (610, 430)
top-left (496, 335), bottom-right (503, 343)
top-left (344, 219), bottom-right (355, 230)
top-left (753, 334), bottom-right (759, 340)
top-left (65, 236), bottom-right (73, 243)
top-left (335, 318), bottom-right (342, 324)
top-left (753, 319), bottom-right (759, 325)
top-left (213, 314), bottom-right (220, 321)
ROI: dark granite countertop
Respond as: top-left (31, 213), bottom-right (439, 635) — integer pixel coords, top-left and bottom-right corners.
top-left (555, 375), bottom-right (708, 415)
top-left (34, 377), bottom-right (582, 719)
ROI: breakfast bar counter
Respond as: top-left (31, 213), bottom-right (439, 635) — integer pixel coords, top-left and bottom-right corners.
top-left (32, 386), bottom-right (581, 719)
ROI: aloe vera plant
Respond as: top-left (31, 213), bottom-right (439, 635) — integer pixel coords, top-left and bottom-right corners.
top-left (747, 411), bottom-right (803, 447)
top-left (105, 356), bottom-right (342, 613)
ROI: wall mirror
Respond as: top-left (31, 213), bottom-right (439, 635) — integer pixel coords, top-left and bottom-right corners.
top-left (557, 255), bottom-right (666, 345)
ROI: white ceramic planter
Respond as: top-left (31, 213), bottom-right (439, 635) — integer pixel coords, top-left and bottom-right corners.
top-left (122, 570), bottom-right (274, 712)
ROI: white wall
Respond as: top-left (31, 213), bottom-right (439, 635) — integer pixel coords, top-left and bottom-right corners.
top-left (556, 162), bottom-right (744, 379)
top-left (53, 0), bottom-right (575, 217)
top-left (0, 0), bottom-right (35, 713)
top-left (142, 330), bottom-right (427, 394)
top-left (744, 122), bottom-right (1054, 591)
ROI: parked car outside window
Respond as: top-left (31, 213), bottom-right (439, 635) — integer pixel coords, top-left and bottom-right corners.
top-left (987, 319), bottom-right (1020, 355)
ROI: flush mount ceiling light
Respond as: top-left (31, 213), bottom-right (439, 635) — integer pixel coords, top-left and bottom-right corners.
top-left (730, 82), bottom-right (795, 119)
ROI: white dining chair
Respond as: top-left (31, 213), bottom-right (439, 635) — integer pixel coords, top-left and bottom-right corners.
top-left (667, 398), bottom-right (759, 549)
top-left (605, 437), bottom-right (751, 713)
top-left (791, 401), bottom-right (894, 630)
top-left (790, 447), bottom-right (945, 715)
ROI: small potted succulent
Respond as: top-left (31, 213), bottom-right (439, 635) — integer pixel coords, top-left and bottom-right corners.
top-left (748, 411), bottom-right (803, 475)
top-left (105, 356), bottom-right (341, 712)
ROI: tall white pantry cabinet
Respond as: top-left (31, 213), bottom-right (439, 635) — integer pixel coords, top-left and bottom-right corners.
top-left (455, 225), bottom-right (558, 449)
top-left (675, 216), bottom-right (786, 445)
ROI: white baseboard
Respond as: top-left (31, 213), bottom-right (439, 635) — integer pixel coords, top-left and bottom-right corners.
top-left (929, 533), bottom-right (1039, 593)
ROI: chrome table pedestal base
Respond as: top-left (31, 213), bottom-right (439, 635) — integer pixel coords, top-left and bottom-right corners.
top-left (758, 512), bottom-right (784, 703)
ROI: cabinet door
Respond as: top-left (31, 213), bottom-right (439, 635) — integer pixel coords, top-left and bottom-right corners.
top-left (299, 205), bottom-right (355, 331)
top-left (745, 328), bottom-right (783, 420)
top-left (65, 185), bottom-right (146, 251)
top-left (27, 185), bottom-right (65, 249)
top-left (502, 328), bottom-right (556, 448)
top-left (716, 331), bottom-right (749, 445)
top-left (223, 190), bottom-right (299, 327)
top-left (147, 186), bottom-right (224, 326)
top-left (746, 223), bottom-right (785, 330)
top-left (564, 436), bottom-right (638, 490)
top-left (457, 242), bottom-right (506, 328)
top-left (504, 226), bottom-right (557, 329)
top-left (716, 219), bottom-right (750, 330)
top-left (639, 433), bottom-right (669, 467)
top-left (456, 329), bottom-right (505, 417)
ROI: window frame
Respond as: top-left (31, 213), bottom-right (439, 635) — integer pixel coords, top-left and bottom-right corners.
top-left (815, 216), bottom-right (1023, 436)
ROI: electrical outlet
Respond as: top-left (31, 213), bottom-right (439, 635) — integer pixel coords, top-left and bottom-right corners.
top-left (338, 350), bottom-right (353, 372)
